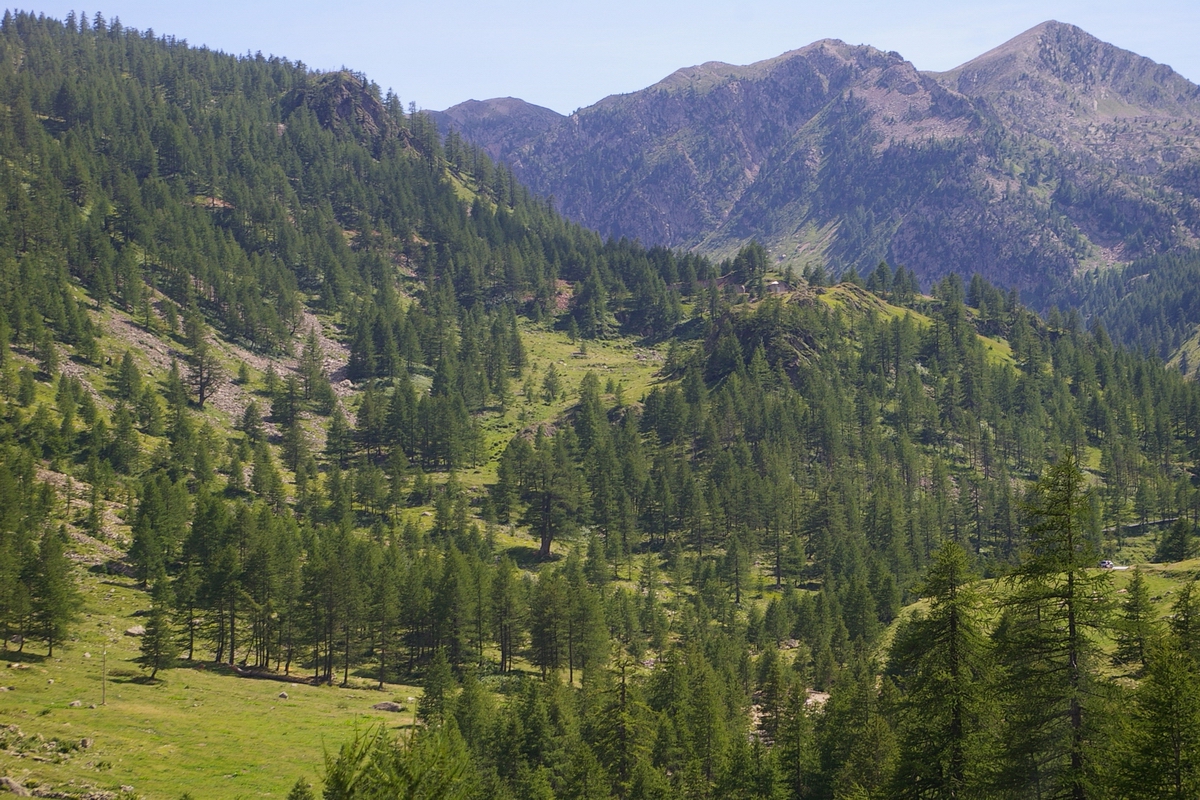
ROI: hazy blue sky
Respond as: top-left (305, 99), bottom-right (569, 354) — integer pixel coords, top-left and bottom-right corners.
top-left (17, 1), bottom-right (1200, 113)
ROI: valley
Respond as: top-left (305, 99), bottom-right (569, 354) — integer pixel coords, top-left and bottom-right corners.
top-left (0, 10), bottom-right (1199, 800)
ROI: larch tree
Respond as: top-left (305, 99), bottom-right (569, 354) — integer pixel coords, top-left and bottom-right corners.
top-left (887, 540), bottom-right (992, 799)
top-left (138, 574), bottom-right (179, 679)
top-left (32, 527), bottom-right (79, 657)
top-left (1117, 641), bottom-right (1200, 799)
top-left (184, 310), bottom-right (224, 409)
top-left (994, 454), bottom-right (1108, 800)
top-left (1114, 568), bottom-right (1160, 673)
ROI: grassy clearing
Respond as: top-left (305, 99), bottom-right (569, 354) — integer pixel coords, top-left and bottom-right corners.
top-left (0, 573), bottom-right (420, 799)
top-left (458, 320), bottom-right (664, 494)
top-left (980, 334), bottom-right (1015, 367)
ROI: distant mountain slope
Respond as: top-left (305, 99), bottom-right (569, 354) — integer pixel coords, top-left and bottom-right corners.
top-left (438, 22), bottom-right (1200, 302)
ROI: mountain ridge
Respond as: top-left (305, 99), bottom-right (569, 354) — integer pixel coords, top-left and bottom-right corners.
top-left (437, 22), bottom-right (1200, 302)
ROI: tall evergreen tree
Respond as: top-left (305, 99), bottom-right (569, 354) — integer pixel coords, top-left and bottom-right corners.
top-left (1114, 568), bottom-right (1160, 673)
top-left (887, 541), bottom-right (991, 799)
top-left (994, 454), bottom-right (1108, 800)
top-left (32, 527), bottom-right (79, 657)
top-left (1117, 641), bottom-right (1200, 799)
top-left (138, 575), bottom-right (180, 679)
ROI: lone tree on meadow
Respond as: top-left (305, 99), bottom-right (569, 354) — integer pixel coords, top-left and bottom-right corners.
top-left (137, 575), bottom-right (179, 679)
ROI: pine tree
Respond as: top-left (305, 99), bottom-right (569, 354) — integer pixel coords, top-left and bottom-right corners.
top-left (541, 364), bottom-right (561, 404)
top-left (491, 556), bottom-right (524, 673)
top-left (322, 724), bottom-right (471, 800)
top-left (138, 575), bottom-right (179, 679)
top-left (1171, 582), bottom-right (1200, 659)
top-left (994, 454), bottom-right (1108, 800)
top-left (1114, 568), bottom-right (1160, 672)
top-left (299, 327), bottom-right (324, 400)
top-left (453, 665), bottom-right (495, 754)
top-left (816, 653), bottom-right (897, 798)
top-left (115, 350), bottom-right (141, 400)
top-left (530, 570), bottom-right (568, 679)
top-left (520, 433), bottom-right (582, 560)
top-left (285, 778), bottom-right (314, 800)
top-left (32, 527), bottom-right (79, 656)
top-left (1157, 518), bottom-right (1196, 563)
top-left (418, 647), bottom-right (456, 726)
top-left (887, 541), bottom-right (991, 799)
top-left (1117, 641), bottom-right (1200, 799)
top-left (186, 331), bottom-right (224, 408)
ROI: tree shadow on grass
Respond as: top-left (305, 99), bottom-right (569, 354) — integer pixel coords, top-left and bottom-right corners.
top-left (0, 649), bottom-right (46, 666)
top-left (503, 545), bottom-right (558, 569)
top-left (125, 675), bottom-right (160, 686)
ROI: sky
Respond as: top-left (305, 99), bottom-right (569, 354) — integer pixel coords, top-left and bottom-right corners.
top-left (15, 1), bottom-right (1200, 114)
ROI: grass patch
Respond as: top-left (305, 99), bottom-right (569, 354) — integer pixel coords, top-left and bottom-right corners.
top-left (0, 574), bottom-right (420, 799)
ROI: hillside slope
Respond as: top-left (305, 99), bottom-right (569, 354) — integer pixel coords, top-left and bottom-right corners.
top-left (7, 12), bottom-right (1200, 800)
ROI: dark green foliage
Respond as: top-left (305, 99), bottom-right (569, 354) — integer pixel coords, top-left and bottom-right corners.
top-left (1116, 641), bottom-right (1200, 799)
top-left (322, 725), bottom-right (472, 800)
top-left (31, 527), bottom-right (79, 656)
top-left (417, 648), bottom-right (456, 726)
top-left (284, 778), bottom-right (314, 800)
top-left (138, 576), bottom-right (180, 679)
top-left (1158, 519), bottom-right (1196, 563)
top-left (1114, 568), bottom-right (1160, 672)
top-left (994, 455), bottom-right (1109, 800)
top-left (1075, 251), bottom-right (1200, 363)
top-left (887, 541), bottom-right (991, 798)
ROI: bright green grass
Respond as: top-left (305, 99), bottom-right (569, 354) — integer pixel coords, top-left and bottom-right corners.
top-left (980, 335), bottom-right (1015, 367)
top-left (457, 321), bottom-right (664, 494)
top-left (0, 574), bottom-right (421, 799)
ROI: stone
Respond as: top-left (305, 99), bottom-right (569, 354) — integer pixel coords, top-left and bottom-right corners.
top-left (124, 625), bottom-right (145, 637)
top-left (0, 776), bottom-right (30, 796)
top-left (371, 701), bottom-right (405, 712)
top-left (278, 691), bottom-right (289, 699)
top-left (68, 700), bottom-right (82, 707)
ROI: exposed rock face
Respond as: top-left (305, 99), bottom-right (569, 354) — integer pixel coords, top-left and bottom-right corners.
top-left (438, 22), bottom-right (1200, 301)
top-left (285, 71), bottom-right (400, 142)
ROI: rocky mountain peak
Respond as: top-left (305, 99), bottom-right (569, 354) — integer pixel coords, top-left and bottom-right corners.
top-left (437, 24), bottom-right (1200, 299)
top-left (935, 21), bottom-right (1200, 123)
top-left (430, 97), bottom-right (562, 163)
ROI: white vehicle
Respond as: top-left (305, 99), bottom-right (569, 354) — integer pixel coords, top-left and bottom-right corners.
top-left (1099, 560), bottom-right (1114, 569)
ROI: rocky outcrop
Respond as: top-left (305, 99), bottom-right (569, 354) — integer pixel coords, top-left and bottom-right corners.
top-left (285, 71), bottom-right (400, 142)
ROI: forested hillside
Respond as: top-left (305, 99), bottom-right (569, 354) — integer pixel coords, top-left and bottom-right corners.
top-left (3, 11), bottom-right (1200, 800)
